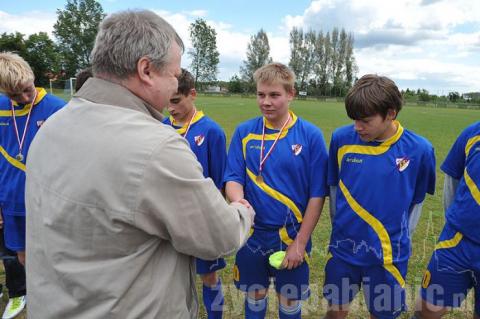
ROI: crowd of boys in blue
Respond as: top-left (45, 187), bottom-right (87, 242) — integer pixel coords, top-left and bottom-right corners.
top-left (1, 48), bottom-right (478, 319)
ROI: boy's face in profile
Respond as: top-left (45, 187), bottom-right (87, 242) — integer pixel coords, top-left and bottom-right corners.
top-left (6, 81), bottom-right (36, 105)
top-left (256, 82), bottom-right (294, 125)
top-left (353, 109), bottom-right (397, 142)
top-left (167, 88), bottom-right (196, 123)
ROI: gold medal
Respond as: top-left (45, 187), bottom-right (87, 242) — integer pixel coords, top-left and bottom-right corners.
top-left (256, 175), bottom-right (264, 183)
top-left (15, 153), bottom-right (24, 162)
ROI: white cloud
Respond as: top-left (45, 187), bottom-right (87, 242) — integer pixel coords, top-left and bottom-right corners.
top-left (276, 0), bottom-right (480, 92)
top-left (0, 10), bottom-right (57, 37)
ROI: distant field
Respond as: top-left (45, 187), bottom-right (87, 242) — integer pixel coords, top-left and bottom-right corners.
top-left (4, 93), bottom-right (476, 318)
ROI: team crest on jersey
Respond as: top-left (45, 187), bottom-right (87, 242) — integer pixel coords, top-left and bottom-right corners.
top-left (194, 134), bottom-right (205, 146)
top-left (291, 144), bottom-right (302, 156)
top-left (396, 157), bottom-right (410, 172)
top-left (37, 120), bottom-right (45, 127)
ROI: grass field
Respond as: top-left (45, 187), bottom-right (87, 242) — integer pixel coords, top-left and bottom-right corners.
top-left (3, 93), bottom-right (477, 318)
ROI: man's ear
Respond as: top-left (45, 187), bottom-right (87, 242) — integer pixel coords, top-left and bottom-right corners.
top-left (137, 57), bottom-right (154, 86)
top-left (190, 88), bottom-right (197, 99)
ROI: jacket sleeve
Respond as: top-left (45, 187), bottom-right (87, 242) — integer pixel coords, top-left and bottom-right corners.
top-left (134, 133), bottom-right (252, 260)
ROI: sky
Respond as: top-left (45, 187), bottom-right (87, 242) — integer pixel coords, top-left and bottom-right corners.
top-left (1, 0), bottom-right (479, 94)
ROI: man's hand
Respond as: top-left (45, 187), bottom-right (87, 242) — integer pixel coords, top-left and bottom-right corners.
top-left (282, 238), bottom-right (306, 270)
top-left (231, 199), bottom-right (255, 224)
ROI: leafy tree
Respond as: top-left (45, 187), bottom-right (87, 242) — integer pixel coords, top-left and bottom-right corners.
top-left (189, 19), bottom-right (220, 85)
top-left (0, 32), bottom-right (27, 55)
top-left (448, 91), bottom-right (460, 102)
top-left (240, 29), bottom-right (272, 86)
top-left (228, 74), bottom-right (244, 93)
top-left (25, 33), bottom-right (62, 86)
top-left (53, 0), bottom-right (105, 77)
top-left (288, 27), bottom-right (304, 87)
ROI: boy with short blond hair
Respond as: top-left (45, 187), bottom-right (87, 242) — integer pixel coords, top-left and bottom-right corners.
top-left (0, 51), bottom-right (65, 319)
top-left (225, 62), bottom-right (329, 318)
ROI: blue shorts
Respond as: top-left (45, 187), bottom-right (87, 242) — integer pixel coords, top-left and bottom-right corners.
top-left (2, 212), bottom-right (26, 252)
top-left (196, 257), bottom-right (226, 275)
top-left (420, 223), bottom-right (480, 316)
top-left (233, 225), bottom-right (311, 300)
top-left (323, 254), bottom-right (407, 319)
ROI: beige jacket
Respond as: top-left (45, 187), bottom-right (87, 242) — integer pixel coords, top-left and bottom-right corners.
top-left (25, 78), bottom-right (252, 318)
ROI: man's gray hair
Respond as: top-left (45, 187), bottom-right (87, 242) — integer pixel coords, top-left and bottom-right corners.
top-left (91, 10), bottom-right (184, 78)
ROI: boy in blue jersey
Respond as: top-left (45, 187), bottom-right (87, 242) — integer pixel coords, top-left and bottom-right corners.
top-left (224, 63), bottom-right (329, 319)
top-left (324, 74), bottom-right (436, 319)
top-left (413, 121), bottom-right (480, 319)
top-left (0, 52), bottom-right (65, 319)
top-left (163, 69), bottom-right (228, 319)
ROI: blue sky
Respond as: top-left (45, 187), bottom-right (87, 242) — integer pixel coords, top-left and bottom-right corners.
top-left (1, 0), bottom-right (479, 94)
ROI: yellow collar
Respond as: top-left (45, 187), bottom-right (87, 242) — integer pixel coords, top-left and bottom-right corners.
top-left (379, 120), bottom-right (404, 146)
top-left (12, 87), bottom-right (47, 107)
top-left (264, 110), bottom-right (297, 130)
top-left (171, 110), bottom-right (205, 135)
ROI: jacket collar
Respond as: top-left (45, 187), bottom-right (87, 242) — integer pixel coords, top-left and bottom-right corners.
top-left (74, 77), bottom-right (164, 121)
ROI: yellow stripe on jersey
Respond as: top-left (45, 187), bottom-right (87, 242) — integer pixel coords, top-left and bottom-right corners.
top-left (435, 232), bottom-right (463, 250)
top-left (0, 88), bottom-right (47, 117)
top-left (247, 168), bottom-right (303, 223)
top-left (278, 226), bottom-right (311, 266)
top-left (0, 146), bottom-right (26, 171)
top-left (465, 135), bottom-right (480, 158)
top-left (464, 169), bottom-right (480, 206)
top-left (241, 111), bottom-right (298, 159)
top-left (337, 121), bottom-right (404, 169)
top-left (170, 110), bottom-right (205, 135)
top-left (339, 179), bottom-right (405, 287)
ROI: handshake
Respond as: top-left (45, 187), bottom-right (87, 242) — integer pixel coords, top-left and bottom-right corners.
top-left (230, 199), bottom-right (255, 225)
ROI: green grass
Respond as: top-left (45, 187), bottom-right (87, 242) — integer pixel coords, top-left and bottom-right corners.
top-left (190, 96), bottom-right (477, 318)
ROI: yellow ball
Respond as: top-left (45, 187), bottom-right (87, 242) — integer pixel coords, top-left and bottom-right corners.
top-left (269, 251), bottom-right (286, 270)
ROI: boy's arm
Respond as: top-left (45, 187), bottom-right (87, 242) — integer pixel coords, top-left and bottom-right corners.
top-left (283, 197), bottom-right (325, 270)
top-left (443, 173), bottom-right (460, 212)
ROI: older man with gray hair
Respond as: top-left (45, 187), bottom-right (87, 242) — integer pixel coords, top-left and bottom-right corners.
top-left (25, 10), bottom-right (254, 319)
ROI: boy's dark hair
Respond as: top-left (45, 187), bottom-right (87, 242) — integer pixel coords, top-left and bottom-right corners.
top-left (177, 68), bottom-right (195, 96)
top-left (345, 74), bottom-right (403, 120)
top-left (75, 67), bottom-right (93, 92)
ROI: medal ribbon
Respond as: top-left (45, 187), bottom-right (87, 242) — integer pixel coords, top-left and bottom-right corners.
top-left (182, 108), bottom-right (197, 139)
top-left (258, 113), bottom-right (291, 176)
top-left (10, 89), bottom-right (37, 160)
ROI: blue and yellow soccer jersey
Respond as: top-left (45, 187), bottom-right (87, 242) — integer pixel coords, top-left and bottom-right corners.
top-left (224, 111), bottom-right (329, 228)
top-left (441, 121), bottom-right (480, 244)
top-left (0, 88), bottom-right (65, 215)
top-left (163, 111), bottom-right (227, 189)
top-left (328, 121), bottom-right (436, 268)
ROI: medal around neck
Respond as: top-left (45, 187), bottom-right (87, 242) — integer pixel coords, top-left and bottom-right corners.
top-left (15, 153), bottom-right (24, 162)
top-left (269, 251), bottom-right (286, 270)
top-left (256, 175), bottom-right (264, 183)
